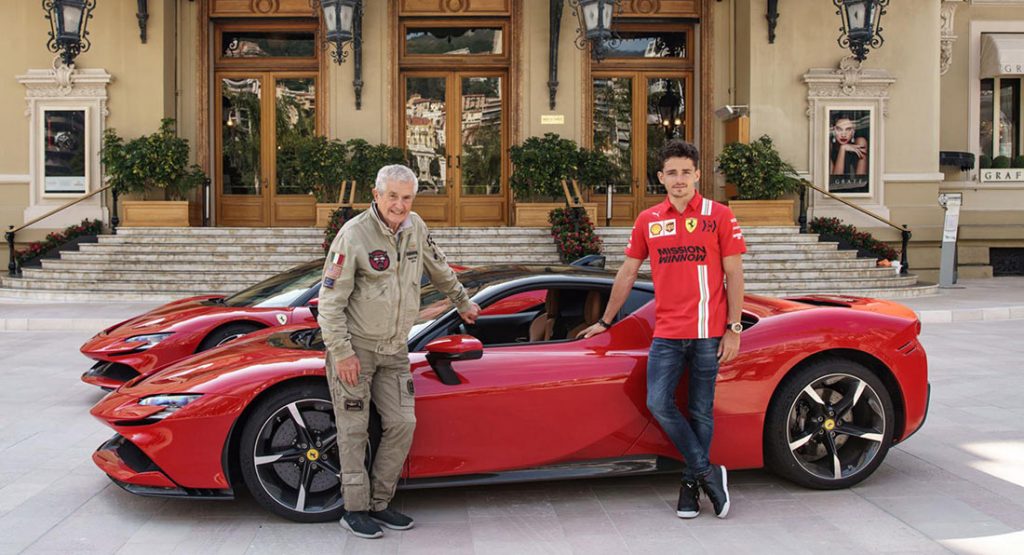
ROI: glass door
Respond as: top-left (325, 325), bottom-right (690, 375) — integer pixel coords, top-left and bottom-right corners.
top-left (216, 72), bottom-right (318, 226)
top-left (402, 71), bottom-right (507, 226)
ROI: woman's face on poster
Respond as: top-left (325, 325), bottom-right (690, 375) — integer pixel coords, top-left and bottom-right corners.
top-left (833, 118), bottom-right (855, 144)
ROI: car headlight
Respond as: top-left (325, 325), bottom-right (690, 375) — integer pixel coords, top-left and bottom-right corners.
top-left (138, 394), bottom-right (202, 419)
top-left (123, 333), bottom-right (173, 351)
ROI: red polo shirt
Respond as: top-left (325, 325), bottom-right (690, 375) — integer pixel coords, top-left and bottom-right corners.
top-left (625, 193), bottom-right (746, 339)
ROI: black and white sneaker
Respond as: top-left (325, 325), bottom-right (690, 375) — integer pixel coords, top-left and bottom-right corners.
top-left (340, 510), bottom-right (384, 539)
top-left (369, 506), bottom-right (415, 530)
top-left (698, 465), bottom-right (730, 518)
top-left (676, 480), bottom-right (701, 519)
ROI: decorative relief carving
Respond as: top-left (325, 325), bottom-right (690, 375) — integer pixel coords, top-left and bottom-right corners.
top-left (251, 0), bottom-right (279, 14)
top-left (53, 57), bottom-right (74, 95)
top-left (445, 0), bottom-right (466, 12)
top-left (940, 1), bottom-right (959, 76)
top-left (631, 0), bottom-right (660, 14)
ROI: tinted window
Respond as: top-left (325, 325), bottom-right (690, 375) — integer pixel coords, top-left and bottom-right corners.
top-left (223, 260), bottom-right (323, 308)
top-left (618, 289), bottom-right (654, 320)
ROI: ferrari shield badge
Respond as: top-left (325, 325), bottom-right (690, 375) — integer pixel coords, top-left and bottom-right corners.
top-left (685, 218), bottom-right (698, 233)
top-left (276, 314), bottom-right (287, 325)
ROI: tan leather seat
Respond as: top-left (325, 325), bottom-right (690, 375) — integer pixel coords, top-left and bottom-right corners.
top-left (568, 290), bottom-right (604, 339)
top-left (529, 290), bottom-right (558, 342)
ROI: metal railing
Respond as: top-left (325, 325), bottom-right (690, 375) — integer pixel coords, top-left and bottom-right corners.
top-left (798, 179), bottom-right (911, 275)
top-left (6, 184), bottom-right (116, 277)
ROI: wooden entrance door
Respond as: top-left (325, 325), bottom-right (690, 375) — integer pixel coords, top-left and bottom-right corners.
top-left (590, 72), bottom-right (694, 226)
top-left (401, 71), bottom-right (508, 227)
top-left (216, 72), bottom-right (319, 226)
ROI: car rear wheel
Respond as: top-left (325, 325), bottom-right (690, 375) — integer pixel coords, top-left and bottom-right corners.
top-left (198, 323), bottom-right (263, 351)
top-left (764, 358), bottom-right (894, 489)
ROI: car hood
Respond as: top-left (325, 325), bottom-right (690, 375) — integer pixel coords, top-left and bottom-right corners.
top-left (117, 325), bottom-right (329, 398)
top-left (97, 295), bottom-right (228, 338)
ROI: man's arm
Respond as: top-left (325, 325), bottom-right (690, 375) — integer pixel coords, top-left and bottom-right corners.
top-left (578, 256), bottom-right (643, 339)
top-left (422, 228), bottom-right (479, 323)
top-left (718, 253), bottom-right (744, 363)
top-left (318, 235), bottom-right (360, 384)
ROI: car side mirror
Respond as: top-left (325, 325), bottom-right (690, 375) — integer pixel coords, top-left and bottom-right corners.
top-left (308, 298), bottom-right (319, 320)
top-left (424, 335), bottom-right (482, 386)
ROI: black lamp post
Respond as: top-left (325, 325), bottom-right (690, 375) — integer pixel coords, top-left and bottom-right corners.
top-left (43, 0), bottom-right (96, 67)
top-left (833, 0), bottom-right (889, 62)
top-left (316, 0), bottom-right (364, 109)
top-left (657, 83), bottom-right (682, 140)
top-left (569, 0), bottom-right (620, 61)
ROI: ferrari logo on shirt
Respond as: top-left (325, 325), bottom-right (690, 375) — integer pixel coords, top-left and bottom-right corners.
top-left (648, 219), bottom-right (677, 238)
top-left (685, 218), bottom-right (698, 233)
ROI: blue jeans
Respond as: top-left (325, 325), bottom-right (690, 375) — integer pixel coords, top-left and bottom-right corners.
top-left (646, 337), bottom-right (721, 481)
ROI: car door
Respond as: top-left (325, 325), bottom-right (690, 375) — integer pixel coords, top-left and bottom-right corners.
top-left (405, 287), bottom-right (654, 479)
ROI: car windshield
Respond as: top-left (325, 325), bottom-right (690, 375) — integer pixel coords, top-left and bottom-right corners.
top-left (223, 260), bottom-right (324, 308)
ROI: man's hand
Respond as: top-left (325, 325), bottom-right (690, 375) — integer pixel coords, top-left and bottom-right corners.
top-left (459, 302), bottom-right (481, 324)
top-left (334, 354), bottom-right (361, 386)
top-left (577, 322), bottom-right (608, 339)
top-left (718, 331), bottom-right (740, 363)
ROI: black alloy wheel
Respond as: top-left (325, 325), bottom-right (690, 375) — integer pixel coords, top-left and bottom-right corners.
top-left (765, 359), bottom-right (894, 489)
top-left (239, 383), bottom-right (344, 522)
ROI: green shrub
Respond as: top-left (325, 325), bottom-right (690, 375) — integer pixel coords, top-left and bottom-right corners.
top-left (510, 134), bottom-right (579, 201)
top-left (1012, 155), bottom-right (1024, 168)
top-left (809, 217), bottom-right (899, 261)
top-left (992, 155), bottom-right (1012, 169)
top-left (549, 207), bottom-right (602, 262)
top-left (715, 135), bottom-right (801, 200)
top-left (979, 154), bottom-right (992, 169)
top-left (101, 119), bottom-right (206, 200)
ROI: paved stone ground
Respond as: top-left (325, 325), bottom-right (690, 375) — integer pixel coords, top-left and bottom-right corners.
top-left (1, 319), bottom-right (1023, 554)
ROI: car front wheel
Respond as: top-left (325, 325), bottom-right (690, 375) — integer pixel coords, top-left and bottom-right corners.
top-left (764, 358), bottom-right (894, 489)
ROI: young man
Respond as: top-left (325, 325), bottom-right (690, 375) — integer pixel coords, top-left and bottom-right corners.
top-left (318, 164), bottom-right (480, 539)
top-left (580, 140), bottom-right (746, 519)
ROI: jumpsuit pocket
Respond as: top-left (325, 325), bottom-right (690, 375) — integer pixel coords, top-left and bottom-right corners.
top-left (399, 375), bottom-right (415, 407)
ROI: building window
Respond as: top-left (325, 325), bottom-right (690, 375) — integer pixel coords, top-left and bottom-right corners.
top-left (980, 77), bottom-right (1021, 161)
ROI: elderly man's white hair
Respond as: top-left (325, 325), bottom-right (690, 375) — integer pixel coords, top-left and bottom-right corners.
top-left (374, 164), bottom-right (419, 194)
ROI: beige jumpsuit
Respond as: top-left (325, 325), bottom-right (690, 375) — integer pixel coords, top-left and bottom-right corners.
top-left (318, 204), bottom-right (471, 512)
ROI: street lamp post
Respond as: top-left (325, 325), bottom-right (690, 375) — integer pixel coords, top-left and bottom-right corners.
top-left (43, 0), bottom-right (96, 67)
top-left (833, 0), bottom-right (889, 62)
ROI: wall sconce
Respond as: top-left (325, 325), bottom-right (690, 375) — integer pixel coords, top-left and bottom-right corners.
top-left (43, 0), bottom-right (96, 67)
top-left (569, 0), bottom-right (620, 62)
top-left (833, 0), bottom-right (889, 62)
top-left (315, 0), bottom-right (363, 109)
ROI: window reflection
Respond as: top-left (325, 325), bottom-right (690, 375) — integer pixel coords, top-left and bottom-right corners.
top-left (221, 78), bottom-right (261, 196)
top-left (406, 28), bottom-right (503, 56)
top-left (461, 77), bottom-right (502, 196)
top-left (406, 78), bottom-right (447, 195)
top-left (275, 78), bottom-right (317, 195)
top-left (592, 77), bottom-right (633, 194)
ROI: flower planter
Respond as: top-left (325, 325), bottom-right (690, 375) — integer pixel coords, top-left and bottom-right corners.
top-left (817, 231), bottom-right (877, 259)
top-left (121, 200), bottom-right (191, 227)
top-left (726, 199), bottom-right (795, 226)
top-left (515, 202), bottom-right (598, 227)
top-left (315, 203), bottom-right (341, 228)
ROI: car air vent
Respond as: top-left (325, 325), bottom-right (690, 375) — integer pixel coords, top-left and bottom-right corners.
top-left (786, 296), bottom-right (853, 308)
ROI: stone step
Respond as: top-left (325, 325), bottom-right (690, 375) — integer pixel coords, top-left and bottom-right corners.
top-left (598, 232), bottom-right (821, 243)
top-left (3, 278), bottom-right (244, 293)
top-left (738, 259), bottom-right (879, 270)
top-left (114, 227), bottom-right (324, 237)
top-left (20, 269), bottom-right (282, 282)
top-left (742, 268), bottom-right (901, 281)
top-left (61, 252), bottom-right (318, 263)
top-left (40, 259), bottom-right (318, 272)
top-left (99, 236), bottom-right (328, 246)
top-left (79, 244), bottom-right (325, 255)
top-left (768, 283), bottom-right (939, 299)
top-left (745, 275), bottom-right (919, 291)
top-left (607, 250), bottom-right (860, 262)
top-left (0, 287), bottom-right (189, 303)
top-left (596, 226), bottom-right (800, 235)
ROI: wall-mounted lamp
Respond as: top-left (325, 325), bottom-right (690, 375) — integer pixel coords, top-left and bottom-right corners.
top-left (315, 0), bottom-right (363, 108)
top-left (43, 0), bottom-right (96, 67)
top-left (833, 0), bottom-right (889, 62)
top-left (569, 0), bottom-right (620, 62)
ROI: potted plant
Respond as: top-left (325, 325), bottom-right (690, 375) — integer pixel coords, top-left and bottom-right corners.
top-left (510, 133), bottom-right (581, 226)
top-left (716, 135), bottom-right (801, 226)
top-left (102, 119), bottom-right (207, 227)
top-left (286, 136), bottom-right (349, 228)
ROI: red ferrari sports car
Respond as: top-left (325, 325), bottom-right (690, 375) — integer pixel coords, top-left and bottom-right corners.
top-left (80, 259), bottom-right (469, 389)
top-left (90, 265), bottom-right (929, 522)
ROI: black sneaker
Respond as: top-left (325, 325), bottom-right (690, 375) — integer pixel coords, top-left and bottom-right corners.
top-left (369, 506), bottom-right (415, 530)
top-left (676, 479), bottom-right (700, 519)
top-left (698, 465), bottom-right (730, 518)
top-left (339, 510), bottom-right (384, 539)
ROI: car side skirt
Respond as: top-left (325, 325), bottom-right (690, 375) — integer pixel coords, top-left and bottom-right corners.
top-left (400, 456), bottom-right (685, 490)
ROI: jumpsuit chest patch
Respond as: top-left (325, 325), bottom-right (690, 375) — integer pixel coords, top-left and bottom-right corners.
top-left (368, 250), bottom-right (391, 271)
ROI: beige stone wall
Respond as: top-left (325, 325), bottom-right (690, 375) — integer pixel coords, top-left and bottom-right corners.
top-left (0, 0), bottom-right (176, 245)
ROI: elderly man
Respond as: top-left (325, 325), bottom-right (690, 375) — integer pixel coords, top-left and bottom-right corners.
top-left (318, 164), bottom-right (480, 539)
